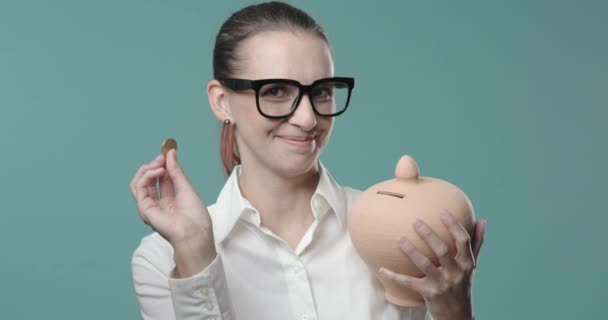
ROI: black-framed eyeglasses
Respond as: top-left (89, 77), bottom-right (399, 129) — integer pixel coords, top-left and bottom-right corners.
top-left (219, 77), bottom-right (355, 119)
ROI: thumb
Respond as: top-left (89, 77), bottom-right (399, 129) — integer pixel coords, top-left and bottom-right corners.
top-left (165, 148), bottom-right (192, 193)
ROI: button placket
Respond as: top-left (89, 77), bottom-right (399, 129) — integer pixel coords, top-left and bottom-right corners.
top-left (277, 240), bottom-right (317, 320)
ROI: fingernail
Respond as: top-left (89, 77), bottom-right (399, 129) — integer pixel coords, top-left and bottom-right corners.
top-left (398, 237), bottom-right (407, 246)
top-left (378, 268), bottom-right (387, 278)
top-left (441, 210), bottom-right (454, 221)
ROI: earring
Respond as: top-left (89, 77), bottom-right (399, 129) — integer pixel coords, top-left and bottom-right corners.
top-left (223, 119), bottom-right (231, 125)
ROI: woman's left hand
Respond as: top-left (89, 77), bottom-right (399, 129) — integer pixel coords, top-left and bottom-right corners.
top-left (378, 210), bottom-right (486, 320)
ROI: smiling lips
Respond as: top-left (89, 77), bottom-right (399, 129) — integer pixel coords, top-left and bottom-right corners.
top-left (278, 135), bottom-right (315, 147)
top-left (282, 136), bottom-right (314, 141)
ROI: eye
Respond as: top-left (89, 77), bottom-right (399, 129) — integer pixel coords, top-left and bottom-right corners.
top-left (313, 86), bottom-right (333, 100)
top-left (261, 85), bottom-right (288, 97)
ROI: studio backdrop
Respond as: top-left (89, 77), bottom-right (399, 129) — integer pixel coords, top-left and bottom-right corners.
top-left (1, 0), bottom-right (606, 319)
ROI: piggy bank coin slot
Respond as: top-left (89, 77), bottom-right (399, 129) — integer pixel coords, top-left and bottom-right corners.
top-left (376, 191), bottom-right (405, 199)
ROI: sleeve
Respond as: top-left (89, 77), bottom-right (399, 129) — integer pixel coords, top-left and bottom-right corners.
top-left (400, 306), bottom-right (433, 320)
top-left (168, 254), bottom-right (236, 320)
top-left (131, 241), bottom-right (236, 320)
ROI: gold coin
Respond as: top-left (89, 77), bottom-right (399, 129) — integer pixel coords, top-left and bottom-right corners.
top-left (161, 138), bottom-right (177, 157)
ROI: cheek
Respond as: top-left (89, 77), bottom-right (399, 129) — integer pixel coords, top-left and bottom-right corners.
top-left (230, 95), bottom-right (256, 120)
top-left (313, 119), bottom-right (334, 150)
top-left (318, 118), bottom-right (334, 137)
top-left (235, 116), bottom-right (280, 144)
top-left (231, 96), bottom-right (273, 134)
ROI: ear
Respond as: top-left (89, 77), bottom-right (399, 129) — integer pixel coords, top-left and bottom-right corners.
top-left (207, 79), bottom-right (232, 121)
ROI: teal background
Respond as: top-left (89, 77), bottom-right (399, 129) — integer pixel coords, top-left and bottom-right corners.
top-left (1, 0), bottom-right (606, 318)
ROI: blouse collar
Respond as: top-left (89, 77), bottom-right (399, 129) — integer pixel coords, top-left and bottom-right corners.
top-left (210, 159), bottom-right (348, 245)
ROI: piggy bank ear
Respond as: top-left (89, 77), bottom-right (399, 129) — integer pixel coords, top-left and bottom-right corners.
top-left (395, 155), bottom-right (420, 180)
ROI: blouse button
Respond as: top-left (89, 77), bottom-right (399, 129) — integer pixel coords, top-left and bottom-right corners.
top-left (291, 264), bottom-right (303, 274)
top-left (204, 301), bottom-right (214, 311)
top-left (200, 284), bottom-right (210, 296)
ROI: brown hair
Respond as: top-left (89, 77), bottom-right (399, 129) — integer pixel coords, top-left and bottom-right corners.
top-left (213, 1), bottom-right (329, 176)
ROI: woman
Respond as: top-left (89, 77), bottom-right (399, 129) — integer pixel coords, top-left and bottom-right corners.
top-left (130, 2), bottom-right (486, 320)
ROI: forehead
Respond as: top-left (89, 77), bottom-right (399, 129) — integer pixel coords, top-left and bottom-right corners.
top-left (236, 30), bottom-right (334, 84)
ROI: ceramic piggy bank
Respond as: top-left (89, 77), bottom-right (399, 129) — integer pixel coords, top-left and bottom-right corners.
top-left (348, 155), bottom-right (475, 306)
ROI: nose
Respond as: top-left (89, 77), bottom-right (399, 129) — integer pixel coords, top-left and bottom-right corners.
top-left (288, 94), bottom-right (317, 131)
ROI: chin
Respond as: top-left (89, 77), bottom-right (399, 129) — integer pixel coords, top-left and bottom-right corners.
top-left (273, 153), bottom-right (320, 177)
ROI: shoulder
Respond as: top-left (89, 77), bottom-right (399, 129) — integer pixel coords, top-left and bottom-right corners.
top-left (343, 186), bottom-right (363, 205)
top-left (330, 184), bottom-right (363, 222)
top-left (319, 161), bottom-right (363, 207)
top-left (343, 186), bottom-right (363, 197)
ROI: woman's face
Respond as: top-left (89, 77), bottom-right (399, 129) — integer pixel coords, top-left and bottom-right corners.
top-left (227, 30), bottom-right (335, 177)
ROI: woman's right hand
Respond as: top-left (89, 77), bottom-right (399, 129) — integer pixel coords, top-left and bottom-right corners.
top-left (130, 148), bottom-right (217, 277)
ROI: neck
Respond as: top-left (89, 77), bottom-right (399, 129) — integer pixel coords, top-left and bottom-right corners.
top-left (237, 160), bottom-right (320, 232)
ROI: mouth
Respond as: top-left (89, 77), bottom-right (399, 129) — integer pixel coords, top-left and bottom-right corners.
top-left (278, 135), bottom-right (316, 146)
top-left (281, 136), bottom-right (315, 141)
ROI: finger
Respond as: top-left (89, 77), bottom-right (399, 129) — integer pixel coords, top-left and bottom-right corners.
top-left (135, 167), bottom-right (165, 204)
top-left (440, 210), bottom-right (475, 271)
top-left (472, 219), bottom-right (486, 265)
top-left (130, 164), bottom-right (149, 199)
top-left (135, 167), bottom-right (169, 225)
top-left (142, 156), bottom-right (166, 199)
top-left (413, 219), bottom-right (458, 272)
top-left (398, 236), bottom-right (441, 279)
top-left (137, 196), bottom-right (165, 229)
top-left (158, 154), bottom-right (175, 199)
top-left (165, 148), bottom-right (194, 194)
top-left (377, 267), bottom-right (428, 296)
top-left (130, 155), bottom-right (164, 198)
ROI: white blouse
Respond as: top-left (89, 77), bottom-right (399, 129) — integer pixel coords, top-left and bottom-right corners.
top-left (131, 161), bottom-right (432, 320)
